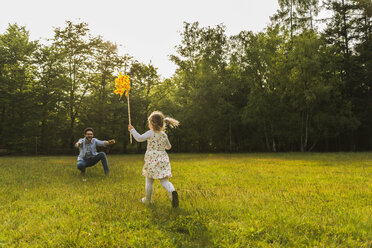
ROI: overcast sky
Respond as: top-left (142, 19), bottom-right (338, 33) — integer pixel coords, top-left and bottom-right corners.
top-left (0, 0), bottom-right (280, 78)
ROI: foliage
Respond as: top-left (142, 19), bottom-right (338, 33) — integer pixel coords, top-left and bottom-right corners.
top-left (0, 0), bottom-right (371, 153)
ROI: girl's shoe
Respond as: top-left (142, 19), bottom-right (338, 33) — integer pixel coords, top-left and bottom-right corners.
top-left (171, 191), bottom-right (179, 208)
top-left (141, 197), bottom-right (151, 204)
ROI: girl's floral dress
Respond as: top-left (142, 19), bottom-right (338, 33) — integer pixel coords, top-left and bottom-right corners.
top-left (143, 131), bottom-right (172, 179)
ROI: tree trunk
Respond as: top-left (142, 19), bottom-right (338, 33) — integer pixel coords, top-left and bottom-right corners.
top-left (290, 0), bottom-right (294, 39)
top-left (341, 0), bottom-right (350, 57)
top-left (40, 92), bottom-right (48, 153)
top-left (0, 104), bottom-right (5, 139)
top-left (309, 5), bottom-right (313, 30)
top-left (350, 130), bottom-right (356, 151)
top-left (304, 109), bottom-right (309, 151)
top-left (308, 139), bottom-right (318, 152)
top-left (300, 111), bottom-right (304, 152)
top-left (98, 72), bottom-right (106, 135)
top-left (264, 124), bottom-right (271, 152)
top-left (270, 122), bottom-right (277, 152)
top-left (69, 117), bottom-right (75, 149)
top-left (341, 0), bottom-right (351, 85)
top-left (229, 121), bottom-right (232, 152)
top-left (69, 91), bottom-right (75, 148)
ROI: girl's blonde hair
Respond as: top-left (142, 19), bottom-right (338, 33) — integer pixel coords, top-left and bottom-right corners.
top-left (148, 111), bottom-right (179, 131)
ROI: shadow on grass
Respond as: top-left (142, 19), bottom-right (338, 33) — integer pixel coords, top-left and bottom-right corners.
top-left (145, 202), bottom-right (211, 247)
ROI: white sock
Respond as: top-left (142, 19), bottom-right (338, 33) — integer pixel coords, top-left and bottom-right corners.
top-left (146, 177), bottom-right (154, 201)
top-left (159, 178), bottom-right (175, 198)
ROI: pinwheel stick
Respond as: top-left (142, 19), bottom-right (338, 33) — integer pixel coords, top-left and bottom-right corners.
top-left (127, 93), bottom-right (132, 144)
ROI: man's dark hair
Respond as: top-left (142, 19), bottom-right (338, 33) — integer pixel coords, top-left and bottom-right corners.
top-left (84, 127), bottom-right (94, 134)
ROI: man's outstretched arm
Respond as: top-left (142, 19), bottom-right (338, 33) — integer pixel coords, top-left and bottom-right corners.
top-left (104, 139), bottom-right (115, 146)
top-left (95, 138), bottom-right (115, 147)
top-left (75, 140), bottom-right (83, 148)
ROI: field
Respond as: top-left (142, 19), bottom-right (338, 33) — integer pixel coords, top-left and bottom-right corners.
top-left (0, 153), bottom-right (371, 247)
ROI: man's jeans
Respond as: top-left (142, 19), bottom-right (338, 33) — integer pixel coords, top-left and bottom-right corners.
top-left (77, 152), bottom-right (109, 174)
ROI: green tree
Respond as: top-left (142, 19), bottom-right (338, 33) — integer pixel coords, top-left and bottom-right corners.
top-left (83, 37), bottom-right (130, 134)
top-left (287, 31), bottom-right (358, 151)
top-left (52, 21), bottom-right (95, 148)
top-left (231, 26), bottom-right (289, 151)
top-left (171, 22), bottom-right (231, 152)
top-left (323, 0), bottom-right (371, 150)
top-left (129, 61), bottom-right (160, 152)
top-left (33, 44), bottom-right (67, 153)
top-left (0, 24), bottom-right (38, 152)
top-left (272, 0), bottom-right (321, 38)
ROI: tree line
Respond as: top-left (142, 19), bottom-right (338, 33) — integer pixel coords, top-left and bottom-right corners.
top-left (0, 0), bottom-right (371, 154)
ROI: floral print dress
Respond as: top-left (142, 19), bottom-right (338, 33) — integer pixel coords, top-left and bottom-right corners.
top-left (131, 129), bottom-right (172, 179)
top-left (143, 131), bottom-right (172, 179)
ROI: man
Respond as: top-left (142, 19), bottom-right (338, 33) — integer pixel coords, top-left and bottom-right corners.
top-left (75, 127), bottom-right (115, 176)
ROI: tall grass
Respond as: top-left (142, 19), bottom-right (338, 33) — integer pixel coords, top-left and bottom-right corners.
top-left (0, 153), bottom-right (371, 247)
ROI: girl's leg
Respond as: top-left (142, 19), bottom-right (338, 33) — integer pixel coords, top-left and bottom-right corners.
top-left (145, 177), bottom-right (155, 202)
top-left (159, 177), bottom-right (175, 195)
top-left (159, 177), bottom-right (178, 208)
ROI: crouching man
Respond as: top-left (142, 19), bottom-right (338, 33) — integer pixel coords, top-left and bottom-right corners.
top-left (75, 127), bottom-right (115, 176)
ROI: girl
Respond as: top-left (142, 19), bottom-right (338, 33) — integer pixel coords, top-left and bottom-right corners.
top-left (128, 111), bottom-right (179, 208)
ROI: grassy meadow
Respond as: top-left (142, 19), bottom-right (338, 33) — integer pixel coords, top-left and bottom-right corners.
top-left (0, 153), bottom-right (371, 247)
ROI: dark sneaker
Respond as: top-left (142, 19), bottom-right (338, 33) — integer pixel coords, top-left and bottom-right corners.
top-left (105, 171), bottom-right (110, 177)
top-left (80, 171), bottom-right (86, 176)
top-left (171, 191), bottom-right (179, 208)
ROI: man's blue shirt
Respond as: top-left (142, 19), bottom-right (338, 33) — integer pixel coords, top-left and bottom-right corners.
top-left (76, 138), bottom-right (106, 161)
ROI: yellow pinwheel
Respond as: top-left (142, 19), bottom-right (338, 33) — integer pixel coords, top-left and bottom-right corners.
top-left (114, 72), bottom-right (131, 98)
top-left (114, 72), bottom-right (132, 143)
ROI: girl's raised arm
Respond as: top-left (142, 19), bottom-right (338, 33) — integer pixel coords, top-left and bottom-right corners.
top-left (130, 128), bottom-right (155, 142)
top-left (164, 133), bottom-right (172, 150)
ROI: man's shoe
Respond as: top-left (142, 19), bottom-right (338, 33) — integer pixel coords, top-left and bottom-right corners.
top-left (104, 171), bottom-right (110, 177)
top-left (171, 191), bottom-right (179, 208)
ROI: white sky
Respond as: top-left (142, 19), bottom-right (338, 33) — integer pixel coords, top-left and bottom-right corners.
top-left (1, 0), bottom-right (280, 78)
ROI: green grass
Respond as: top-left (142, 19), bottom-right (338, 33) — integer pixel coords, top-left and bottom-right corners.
top-left (0, 153), bottom-right (371, 247)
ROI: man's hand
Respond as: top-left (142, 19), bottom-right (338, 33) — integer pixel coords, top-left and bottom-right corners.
top-left (105, 139), bottom-right (115, 146)
top-left (128, 124), bottom-right (134, 131)
top-left (75, 142), bottom-right (82, 148)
